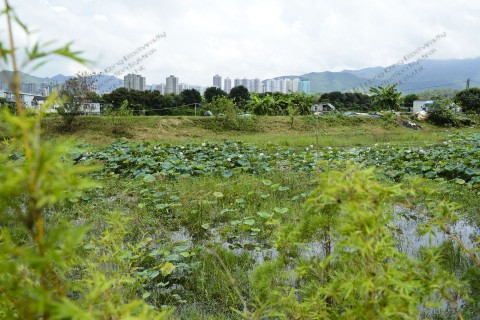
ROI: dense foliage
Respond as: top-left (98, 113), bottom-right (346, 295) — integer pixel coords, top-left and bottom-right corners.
top-left (58, 72), bottom-right (97, 130)
top-left (369, 84), bottom-right (403, 111)
top-left (454, 88), bottom-right (480, 114)
top-left (428, 100), bottom-right (468, 127)
top-left (403, 93), bottom-right (419, 110)
top-left (204, 86), bottom-right (227, 103)
top-left (228, 85), bottom-right (250, 108)
top-left (79, 133), bottom-right (480, 187)
top-left (104, 88), bottom-right (184, 115)
top-left (319, 91), bottom-right (372, 111)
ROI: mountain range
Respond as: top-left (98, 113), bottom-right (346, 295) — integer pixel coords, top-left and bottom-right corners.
top-left (0, 71), bottom-right (123, 93)
top-left (1, 58), bottom-right (479, 94)
top-left (276, 57), bottom-right (480, 94)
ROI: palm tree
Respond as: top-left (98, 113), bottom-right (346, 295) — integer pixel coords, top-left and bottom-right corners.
top-left (247, 93), bottom-right (276, 115)
top-left (369, 84), bottom-right (403, 111)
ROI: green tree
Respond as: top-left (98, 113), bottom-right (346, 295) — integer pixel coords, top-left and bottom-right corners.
top-left (103, 87), bottom-right (131, 109)
top-left (369, 84), bottom-right (403, 111)
top-left (228, 85), bottom-right (250, 108)
top-left (104, 99), bottom-right (133, 134)
top-left (454, 87), bottom-right (480, 114)
top-left (289, 91), bottom-right (317, 115)
top-left (57, 71), bottom-right (96, 130)
top-left (403, 93), bottom-right (419, 110)
top-left (203, 96), bottom-right (258, 131)
top-left (204, 86), bottom-right (226, 103)
top-left (208, 95), bottom-right (237, 118)
top-left (428, 99), bottom-right (465, 127)
top-left (321, 91), bottom-right (344, 109)
top-left (180, 88), bottom-right (202, 106)
top-left (247, 93), bottom-right (275, 115)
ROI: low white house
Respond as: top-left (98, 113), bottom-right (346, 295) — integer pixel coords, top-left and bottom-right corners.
top-left (79, 102), bottom-right (101, 115)
top-left (412, 100), bottom-right (461, 114)
top-left (50, 102), bottom-right (102, 115)
top-left (2, 90), bottom-right (102, 115)
top-left (311, 103), bottom-right (336, 112)
top-left (1, 90), bottom-right (36, 107)
top-left (412, 100), bottom-right (434, 113)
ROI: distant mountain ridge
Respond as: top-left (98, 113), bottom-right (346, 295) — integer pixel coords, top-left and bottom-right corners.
top-left (274, 57), bottom-right (480, 94)
top-left (0, 71), bottom-right (123, 93)
top-left (1, 57), bottom-right (479, 94)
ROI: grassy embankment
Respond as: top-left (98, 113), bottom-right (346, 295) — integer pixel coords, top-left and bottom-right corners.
top-left (40, 114), bottom-right (478, 147)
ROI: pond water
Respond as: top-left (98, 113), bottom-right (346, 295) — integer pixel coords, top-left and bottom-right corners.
top-left (169, 206), bottom-right (479, 265)
top-left (393, 206), bottom-right (479, 257)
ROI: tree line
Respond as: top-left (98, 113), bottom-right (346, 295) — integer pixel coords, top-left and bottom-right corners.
top-left (52, 73), bottom-right (480, 122)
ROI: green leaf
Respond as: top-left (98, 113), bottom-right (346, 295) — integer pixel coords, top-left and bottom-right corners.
top-left (143, 174), bottom-right (156, 182)
top-left (142, 291), bottom-right (151, 299)
top-left (165, 254), bottom-right (180, 261)
top-left (243, 218), bottom-right (255, 226)
top-left (256, 211), bottom-right (272, 219)
top-left (262, 179), bottom-right (272, 186)
top-left (173, 245), bottom-right (189, 252)
top-left (213, 191), bottom-right (224, 198)
top-left (274, 207), bottom-right (288, 214)
top-left (160, 262), bottom-right (176, 276)
top-left (222, 170), bottom-right (233, 178)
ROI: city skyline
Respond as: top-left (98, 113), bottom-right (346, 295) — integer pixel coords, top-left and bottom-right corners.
top-left (132, 73), bottom-right (311, 95)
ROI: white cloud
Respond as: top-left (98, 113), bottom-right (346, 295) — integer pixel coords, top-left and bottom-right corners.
top-left (50, 5), bottom-right (68, 13)
top-left (93, 14), bottom-right (108, 22)
top-left (5, 0), bottom-right (480, 87)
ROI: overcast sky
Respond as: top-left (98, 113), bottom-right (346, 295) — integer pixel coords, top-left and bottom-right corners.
top-left (8, 0), bottom-right (480, 86)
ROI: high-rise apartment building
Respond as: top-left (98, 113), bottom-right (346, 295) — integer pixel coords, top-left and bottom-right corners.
top-left (124, 74), bottom-right (146, 91)
top-left (241, 78), bottom-right (248, 88)
top-left (291, 78), bottom-right (300, 92)
top-left (166, 75), bottom-right (179, 94)
top-left (299, 79), bottom-right (310, 94)
top-left (179, 83), bottom-right (190, 92)
top-left (213, 74), bottom-right (222, 89)
top-left (21, 83), bottom-right (37, 94)
top-left (224, 78), bottom-right (232, 93)
top-left (253, 78), bottom-right (262, 93)
top-left (153, 84), bottom-right (165, 95)
top-left (234, 78), bottom-right (241, 87)
top-left (193, 85), bottom-right (206, 94)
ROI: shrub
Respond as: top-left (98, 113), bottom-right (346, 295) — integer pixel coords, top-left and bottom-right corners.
top-left (201, 96), bottom-right (258, 131)
top-left (428, 100), bottom-right (467, 127)
top-left (104, 99), bottom-right (133, 134)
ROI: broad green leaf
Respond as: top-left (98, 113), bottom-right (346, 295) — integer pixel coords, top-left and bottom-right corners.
top-left (213, 191), bottom-right (224, 198)
top-left (160, 262), bottom-right (176, 276)
top-left (262, 179), bottom-right (272, 186)
top-left (256, 211), bottom-right (272, 219)
top-left (243, 218), bottom-right (255, 226)
top-left (274, 207), bottom-right (288, 214)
